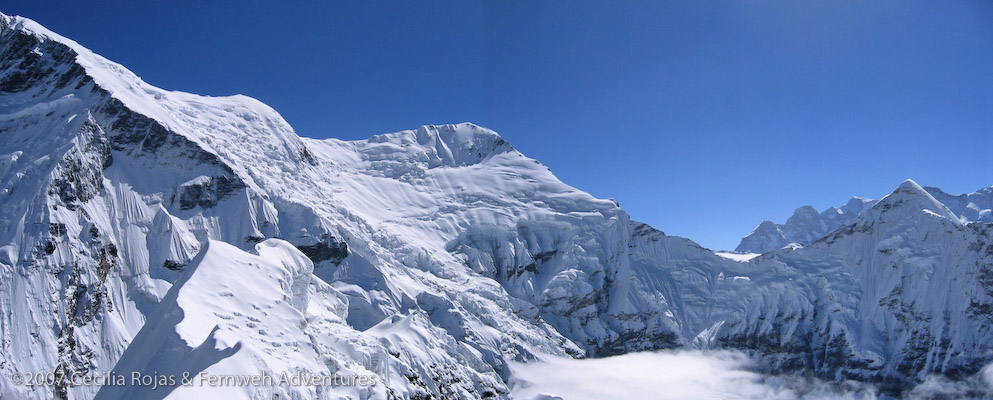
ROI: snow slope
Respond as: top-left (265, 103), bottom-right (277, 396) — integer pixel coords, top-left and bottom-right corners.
top-left (2, 12), bottom-right (992, 399)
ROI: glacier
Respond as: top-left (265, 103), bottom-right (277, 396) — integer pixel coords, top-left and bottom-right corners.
top-left (1, 12), bottom-right (992, 399)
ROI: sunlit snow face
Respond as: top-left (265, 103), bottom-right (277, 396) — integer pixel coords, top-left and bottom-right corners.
top-left (509, 350), bottom-right (993, 400)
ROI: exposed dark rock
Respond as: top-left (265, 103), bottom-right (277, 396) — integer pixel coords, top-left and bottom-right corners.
top-left (105, 243), bottom-right (117, 258)
top-left (162, 260), bottom-right (185, 271)
top-left (43, 240), bottom-right (56, 255)
top-left (48, 120), bottom-right (111, 206)
top-left (592, 330), bottom-right (680, 357)
top-left (298, 146), bottom-right (318, 166)
top-left (49, 223), bottom-right (66, 236)
top-left (101, 97), bottom-right (227, 165)
top-left (295, 234), bottom-right (349, 266)
top-left (173, 175), bottom-right (246, 210)
top-left (244, 235), bottom-right (265, 243)
top-left (98, 244), bottom-right (115, 282)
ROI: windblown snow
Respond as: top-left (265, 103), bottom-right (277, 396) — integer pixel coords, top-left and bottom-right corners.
top-left (2, 12), bottom-right (992, 400)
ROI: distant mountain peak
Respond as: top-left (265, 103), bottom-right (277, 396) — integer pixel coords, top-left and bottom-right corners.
top-left (736, 197), bottom-right (877, 253)
top-left (735, 180), bottom-right (993, 253)
top-left (865, 179), bottom-right (961, 225)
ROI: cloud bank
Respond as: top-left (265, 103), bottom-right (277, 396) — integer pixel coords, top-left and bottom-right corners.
top-left (510, 350), bottom-right (993, 400)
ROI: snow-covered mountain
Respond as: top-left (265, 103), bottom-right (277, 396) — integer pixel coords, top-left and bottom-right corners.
top-left (736, 185), bottom-right (993, 254)
top-left (736, 197), bottom-right (877, 254)
top-left (2, 13), bottom-right (992, 399)
top-left (926, 185), bottom-right (993, 224)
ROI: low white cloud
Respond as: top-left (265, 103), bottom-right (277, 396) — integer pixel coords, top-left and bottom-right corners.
top-left (905, 363), bottom-right (993, 400)
top-left (509, 350), bottom-right (884, 400)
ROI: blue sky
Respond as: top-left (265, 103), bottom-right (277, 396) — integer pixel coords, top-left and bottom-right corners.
top-left (5, 1), bottom-right (992, 250)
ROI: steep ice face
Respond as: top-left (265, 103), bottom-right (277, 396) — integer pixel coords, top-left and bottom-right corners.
top-left (764, 180), bottom-right (993, 390)
top-left (3, 12), bottom-right (993, 400)
top-left (699, 180), bottom-right (993, 392)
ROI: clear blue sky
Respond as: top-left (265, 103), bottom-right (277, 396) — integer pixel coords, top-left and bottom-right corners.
top-left (5, 1), bottom-right (992, 250)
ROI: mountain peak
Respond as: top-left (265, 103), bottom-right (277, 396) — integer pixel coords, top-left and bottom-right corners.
top-left (0, 13), bottom-right (320, 193)
top-left (415, 122), bottom-right (508, 149)
top-left (897, 178), bottom-right (925, 192)
top-left (785, 205), bottom-right (820, 224)
top-left (364, 122), bottom-right (515, 168)
top-left (867, 179), bottom-right (961, 224)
